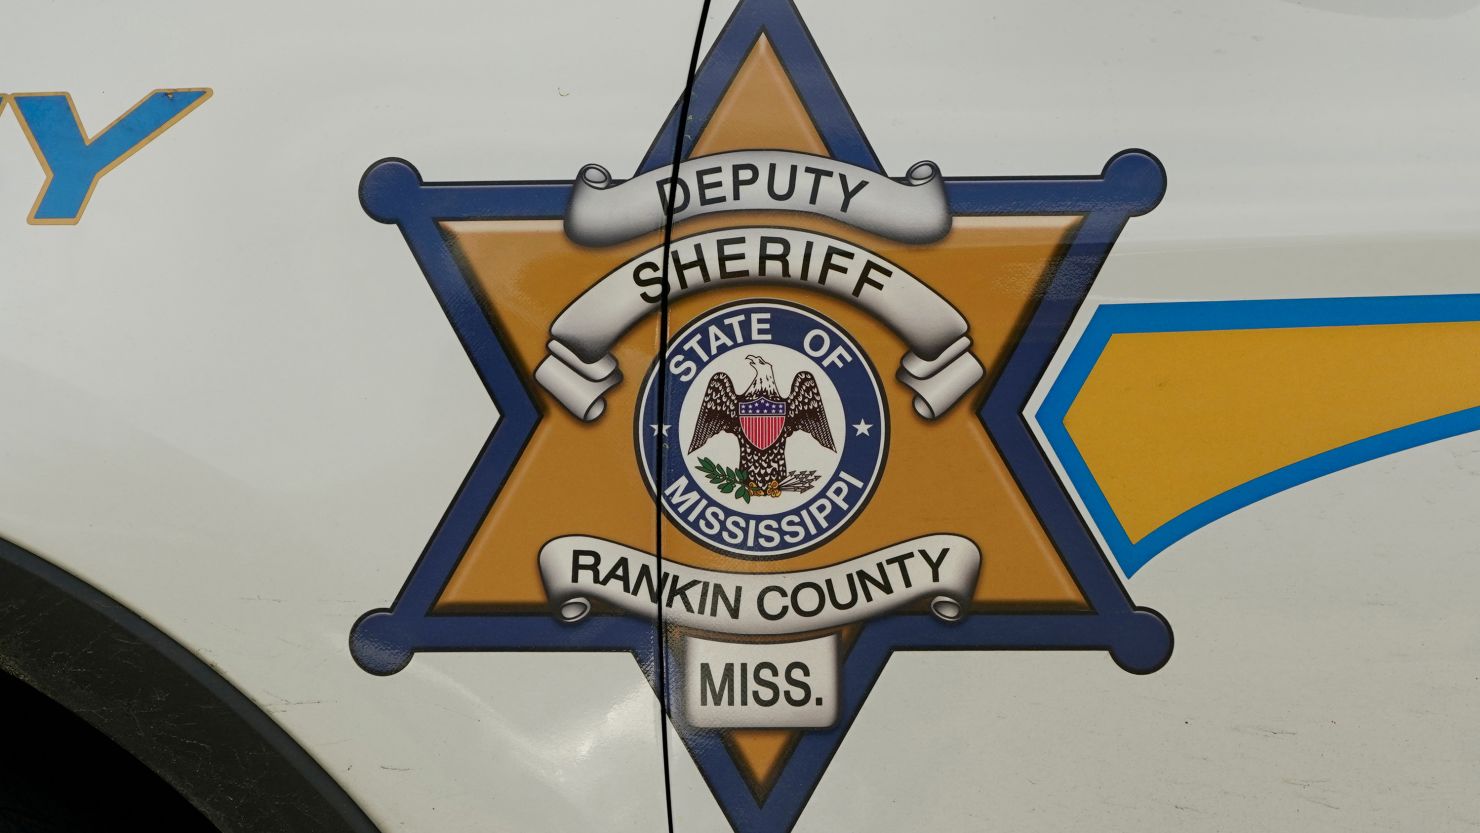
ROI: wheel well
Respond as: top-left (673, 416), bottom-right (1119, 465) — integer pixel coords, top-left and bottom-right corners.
top-left (0, 666), bottom-right (217, 830)
top-left (0, 536), bottom-right (378, 833)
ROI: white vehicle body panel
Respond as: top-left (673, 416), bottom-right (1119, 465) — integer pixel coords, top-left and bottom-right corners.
top-left (1, 1), bottom-right (1477, 831)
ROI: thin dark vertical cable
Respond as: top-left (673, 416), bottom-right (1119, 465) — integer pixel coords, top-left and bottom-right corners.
top-left (655, 2), bottom-right (713, 832)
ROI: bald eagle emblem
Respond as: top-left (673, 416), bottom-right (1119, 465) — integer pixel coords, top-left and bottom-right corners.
top-left (689, 355), bottom-right (836, 499)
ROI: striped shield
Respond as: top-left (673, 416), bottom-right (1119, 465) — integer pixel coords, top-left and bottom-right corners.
top-left (738, 397), bottom-right (786, 451)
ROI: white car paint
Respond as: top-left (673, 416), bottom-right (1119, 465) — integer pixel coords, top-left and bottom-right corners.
top-left (2, 1), bottom-right (1478, 830)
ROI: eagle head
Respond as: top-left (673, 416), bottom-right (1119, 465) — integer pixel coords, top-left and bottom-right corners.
top-left (743, 354), bottom-right (781, 398)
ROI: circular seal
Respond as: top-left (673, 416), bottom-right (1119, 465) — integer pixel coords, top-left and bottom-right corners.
top-left (637, 300), bottom-right (887, 559)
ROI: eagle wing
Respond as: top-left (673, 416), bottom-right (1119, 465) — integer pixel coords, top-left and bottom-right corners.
top-left (784, 371), bottom-right (835, 451)
top-left (688, 372), bottom-right (739, 453)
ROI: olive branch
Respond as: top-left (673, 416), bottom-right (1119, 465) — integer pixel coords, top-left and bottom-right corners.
top-left (695, 457), bottom-right (752, 503)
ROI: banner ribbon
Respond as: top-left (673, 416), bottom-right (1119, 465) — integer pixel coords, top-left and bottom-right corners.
top-left (565, 150), bottom-right (950, 246)
top-left (539, 534), bottom-right (980, 636)
top-left (534, 227), bottom-right (985, 421)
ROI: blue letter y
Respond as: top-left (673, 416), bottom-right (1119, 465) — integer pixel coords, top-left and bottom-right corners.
top-left (10, 89), bottom-right (211, 224)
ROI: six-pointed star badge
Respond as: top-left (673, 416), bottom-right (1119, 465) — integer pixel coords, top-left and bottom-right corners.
top-left (352, 1), bottom-right (1173, 831)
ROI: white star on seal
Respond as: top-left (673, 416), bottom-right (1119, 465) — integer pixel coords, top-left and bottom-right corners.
top-left (852, 420), bottom-right (872, 436)
top-left (650, 424), bottom-right (670, 436)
